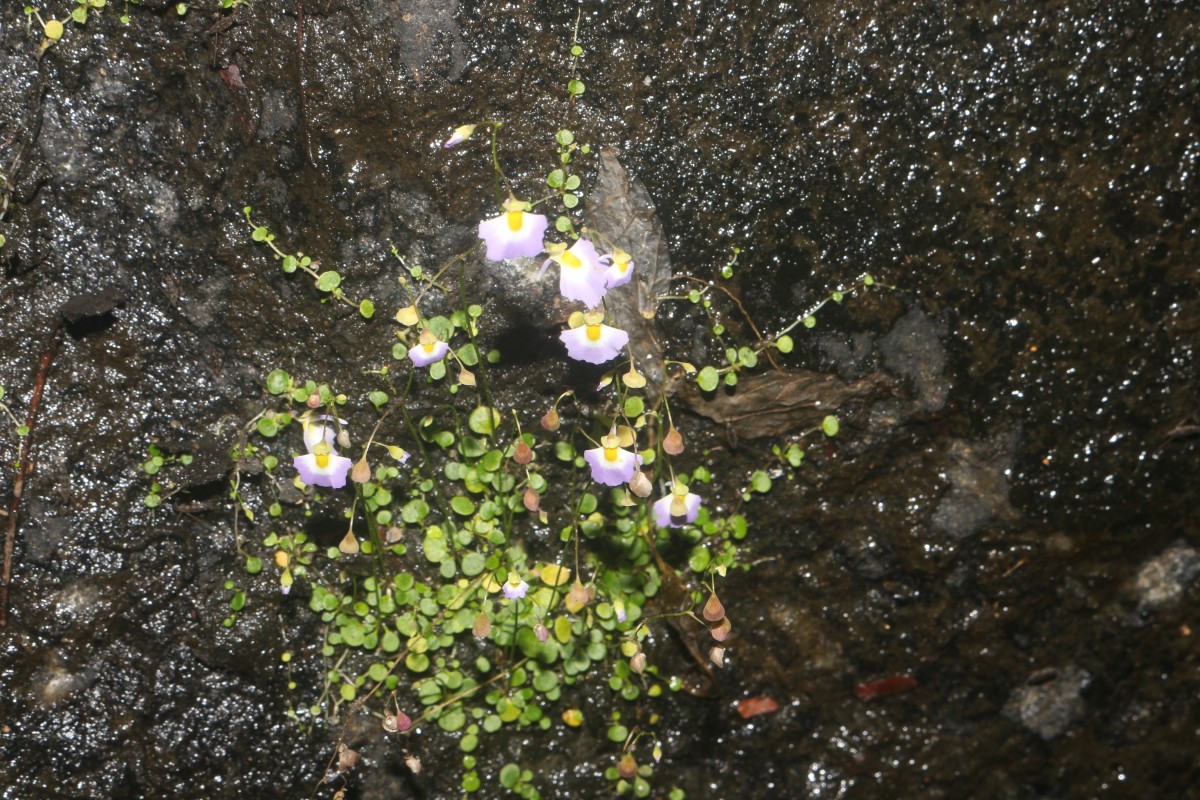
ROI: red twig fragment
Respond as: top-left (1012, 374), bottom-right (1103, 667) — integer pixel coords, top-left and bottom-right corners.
top-left (1, 324), bottom-right (63, 626)
top-left (853, 675), bottom-right (918, 701)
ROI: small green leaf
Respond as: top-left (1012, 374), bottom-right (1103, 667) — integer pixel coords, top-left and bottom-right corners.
top-left (245, 556), bottom-right (263, 574)
top-left (359, 299), bottom-right (375, 318)
top-left (738, 347), bottom-right (758, 368)
top-left (624, 396), bottom-right (644, 417)
top-left (499, 764), bottom-right (521, 789)
top-left (776, 335), bottom-right (794, 354)
top-left (803, 315), bottom-right (817, 329)
top-left (562, 193), bottom-right (579, 209)
top-left (547, 169), bottom-right (565, 188)
top-left (556, 129), bottom-right (575, 146)
top-left (450, 496), bottom-right (476, 516)
top-left (697, 366), bottom-right (719, 392)
top-left (316, 271), bottom-right (341, 292)
top-left (256, 417), bottom-right (278, 437)
top-left (822, 415), bottom-right (840, 437)
top-left (607, 724), bottom-right (629, 743)
top-left (369, 390), bottom-right (389, 409)
top-left (750, 470), bottom-right (772, 493)
top-left (468, 406), bottom-right (500, 435)
top-left (567, 79), bottom-right (586, 96)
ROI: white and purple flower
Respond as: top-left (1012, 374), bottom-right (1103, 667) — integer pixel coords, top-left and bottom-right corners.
top-left (583, 429), bottom-right (642, 486)
top-left (408, 328), bottom-right (450, 368)
top-left (294, 443), bottom-right (354, 489)
top-left (652, 481), bottom-right (702, 528)
top-left (478, 198), bottom-right (549, 261)
top-left (602, 248), bottom-right (635, 289)
top-left (560, 310), bottom-right (629, 365)
top-left (503, 573), bottom-right (529, 600)
top-left (443, 124), bottom-right (477, 148)
top-left (544, 239), bottom-right (607, 306)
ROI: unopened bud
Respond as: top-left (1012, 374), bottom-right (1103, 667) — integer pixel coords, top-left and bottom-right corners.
top-left (709, 645), bottom-right (726, 667)
top-left (306, 393), bottom-right (321, 408)
top-left (702, 592), bottom-right (725, 622)
top-left (535, 623), bottom-right (550, 643)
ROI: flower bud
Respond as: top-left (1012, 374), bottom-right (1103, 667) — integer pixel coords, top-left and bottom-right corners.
top-left (351, 457), bottom-right (371, 484)
top-left (702, 592), bottom-right (725, 622)
top-left (709, 645), bottom-right (726, 667)
top-left (306, 393), bottom-right (321, 408)
top-left (629, 470), bottom-right (652, 498)
top-left (535, 623), bottom-right (550, 643)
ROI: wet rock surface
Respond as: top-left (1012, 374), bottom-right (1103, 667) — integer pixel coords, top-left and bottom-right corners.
top-left (0, 1), bottom-right (1197, 799)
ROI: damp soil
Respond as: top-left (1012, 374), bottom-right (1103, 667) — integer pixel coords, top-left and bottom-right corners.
top-left (1, 1), bottom-right (1198, 798)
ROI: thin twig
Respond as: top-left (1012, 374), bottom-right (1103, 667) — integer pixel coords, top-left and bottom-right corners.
top-left (1, 322), bottom-right (63, 626)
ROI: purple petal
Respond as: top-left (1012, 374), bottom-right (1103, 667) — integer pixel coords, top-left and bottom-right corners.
top-left (583, 447), bottom-right (641, 486)
top-left (294, 452), bottom-right (354, 489)
top-left (560, 325), bottom-right (629, 365)
top-left (652, 490), bottom-right (702, 528)
top-left (478, 212), bottom-right (548, 260)
top-left (408, 340), bottom-right (450, 367)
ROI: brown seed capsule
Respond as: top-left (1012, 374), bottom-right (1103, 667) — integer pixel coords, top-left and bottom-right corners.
top-left (523, 488), bottom-right (541, 512)
top-left (336, 744), bottom-right (359, 772)
top-left (630, 651), bottom-right (647, 674)
top-left (404, 755), bottom-right (422, 774)
top-left (473, 611), bottom-right (492, 638)
top-left (709, 645), bottom-right (726, 667)
top-left (617, 752), bottom-right (638, 780)
top-left (514, 440), bottom-right (534, 464)
top-left (385, 526), bottom-right (404, 544)
top-left (458, 368), bottom-right (476, 386)
top-left (338, 530), bottom-right (360, 555)
top-left (710, 616), bottom-right (732, 642)
top-left (540, 408), bottom-right (560, 431)
top-left (702, 592), bottom-right (725, 622)
top-left (629, 470), bottom-right (653, 498)
top-left (663, 426), bottom-right (684, 455)
top-left (350, 457), bottom-right (371, 484)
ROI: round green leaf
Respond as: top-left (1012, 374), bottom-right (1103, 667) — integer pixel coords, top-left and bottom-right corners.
top-left (697, 366), bottom-right (720, 392)
top-left (316, 271), bottom-right (341, 292)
